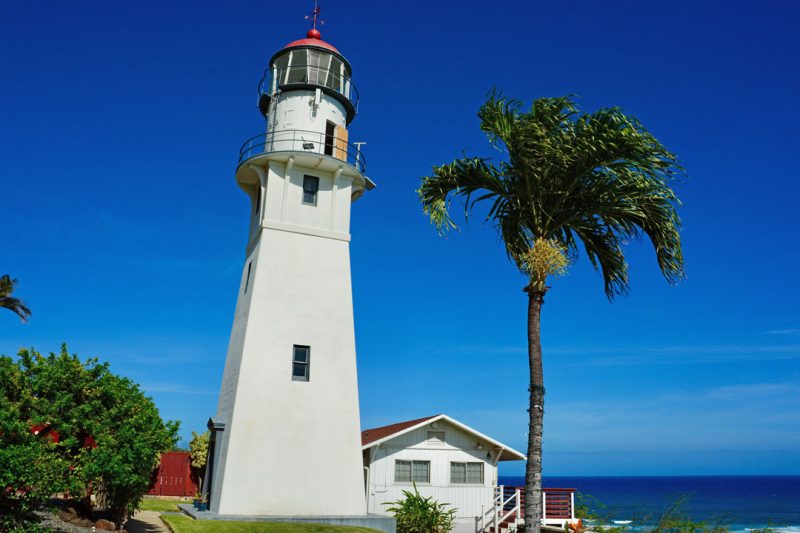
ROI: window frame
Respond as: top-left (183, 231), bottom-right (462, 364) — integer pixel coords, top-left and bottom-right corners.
top-left (302, 175), bottom-right (320, 206)
top-left (292, 345), bottom-right (310, 382)
top-left (450, 461), bottom-right (484, 485)
top-left (426, 430), bottom-right (446, 446)
top-left (394, 459), bottom-right (430, 484)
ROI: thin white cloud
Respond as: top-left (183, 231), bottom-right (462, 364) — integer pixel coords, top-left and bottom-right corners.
top-left (765, 328), bottom-right (800, 335)
top-left (542, 379), bottom-right (800, 453)
top-left (548, 343), bottom-right (800, 366)
top-left (142, 382), bottom-right (218, 396)
top-left (419, 344), bottom-right (527, 355)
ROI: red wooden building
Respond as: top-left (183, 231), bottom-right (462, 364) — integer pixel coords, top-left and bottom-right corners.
top-left (147, 451), bottom-right (198, 497)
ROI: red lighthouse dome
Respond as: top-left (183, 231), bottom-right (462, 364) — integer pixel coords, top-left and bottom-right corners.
top-left (283, 28), bottom-right (340, 54)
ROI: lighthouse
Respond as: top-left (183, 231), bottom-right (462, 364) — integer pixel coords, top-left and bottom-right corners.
top-left (206, 16), bottom-right (373, 517)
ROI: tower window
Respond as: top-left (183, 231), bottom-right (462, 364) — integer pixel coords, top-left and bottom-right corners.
top-left (302, 175), bottom-right (319, 205)
top-left (244, 262), bottom-right (252, 293)
top-left (292, 345), bottom-right (310, 381)
top-left (324, 121), bottom-right (336, 157)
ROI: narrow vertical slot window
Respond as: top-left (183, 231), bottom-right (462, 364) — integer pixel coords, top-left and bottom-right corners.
top-left (255, 186), bottom-right (261, 215)
top-left (244, 262), bottom-right (252, 293)
top-left (292, 345), bottom-right (310, 381)
top-left (302, 175), bottom-right (319, 205)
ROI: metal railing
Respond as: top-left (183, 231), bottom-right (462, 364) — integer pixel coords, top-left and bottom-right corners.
top-left (237, 129), bottom-right (366, 173)
top-left (258, 65), bottom-right (359, 111)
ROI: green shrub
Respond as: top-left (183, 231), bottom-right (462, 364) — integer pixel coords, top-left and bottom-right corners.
top-left (0, 345), bottom-right (179, 530)
top-left (386, 484), bottom-right (456, 533)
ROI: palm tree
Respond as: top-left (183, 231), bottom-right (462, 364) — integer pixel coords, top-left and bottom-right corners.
top-left (418, 93), bottom-right (685, 533)
top-left (1, 274), bottom-right (32, 322)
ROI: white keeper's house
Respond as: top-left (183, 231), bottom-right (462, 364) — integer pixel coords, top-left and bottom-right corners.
top-left (362, 414), bottom-right (524, 532)
top-left (361, 414), bottom-right (577, 533)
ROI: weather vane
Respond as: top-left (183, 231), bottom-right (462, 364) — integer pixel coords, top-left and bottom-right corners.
top-left (305, 1), bottom-right (325, 30)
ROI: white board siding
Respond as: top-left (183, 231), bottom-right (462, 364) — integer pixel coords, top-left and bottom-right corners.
top-left (365, 420), bottom-right (500, 519)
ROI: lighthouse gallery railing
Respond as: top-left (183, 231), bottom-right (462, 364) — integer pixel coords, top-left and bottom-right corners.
top-left (238, 129), bottom-right (367, 173)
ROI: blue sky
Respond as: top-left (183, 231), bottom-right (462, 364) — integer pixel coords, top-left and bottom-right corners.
top-left (2, 0), bottom-right (799, 476)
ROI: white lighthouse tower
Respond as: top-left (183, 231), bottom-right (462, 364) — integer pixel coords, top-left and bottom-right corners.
top-left (206, 16), bottom-right (374, 517)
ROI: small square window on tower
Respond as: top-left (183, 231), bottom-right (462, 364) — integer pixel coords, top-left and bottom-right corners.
top-left (302, 175), bottom-right (320, 205)
top-left (292, 345), bottom-right (310, 381)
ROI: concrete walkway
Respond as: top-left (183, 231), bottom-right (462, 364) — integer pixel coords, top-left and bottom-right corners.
top-left (125, 510), bottom-right (170, 533)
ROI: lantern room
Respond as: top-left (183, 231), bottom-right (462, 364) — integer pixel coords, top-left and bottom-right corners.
top-left (258, 29), bottom-right (358, 124)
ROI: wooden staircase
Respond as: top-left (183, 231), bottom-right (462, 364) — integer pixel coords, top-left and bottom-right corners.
top-left (482, 486), bottom-right (576, 533)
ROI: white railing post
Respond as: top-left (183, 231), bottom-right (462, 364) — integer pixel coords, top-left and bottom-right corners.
top-left (570, 491), bottom-right (575, 520)
top-left (495, 485), bottom-right (502, 533)
top-left (516, 488), bottom-right (521, 521)
top-left (542, 491), bottom-right (547, 522)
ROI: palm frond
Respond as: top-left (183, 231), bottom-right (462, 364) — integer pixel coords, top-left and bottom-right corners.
top-left (418, 157), bottom-right (505, 235)
top-left (0, 274), bottom-right (32, 322)
top-left (418, 95), bottom-right (685, 298)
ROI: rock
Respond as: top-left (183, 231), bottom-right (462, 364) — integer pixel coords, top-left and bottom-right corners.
top-left (69, 516), bottom-right (94, 527)
top-left (95, 518), bottom-right (117, 531)
top-left (58, 507), bottom-right (78, 522)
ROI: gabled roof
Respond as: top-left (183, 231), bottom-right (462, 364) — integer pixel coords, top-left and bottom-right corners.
top-left (361, 414), bottom-right (526, 462)
top-left (362, 415), bottom-right (438, 447)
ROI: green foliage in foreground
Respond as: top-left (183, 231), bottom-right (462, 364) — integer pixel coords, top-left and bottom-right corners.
top-left (649, 497), bottom-right (728, 533)
top-left (0, 345), bottom-right (180, 530)
top-left (162, 514), bottom-right (383, 532)
top-left (386, 484), bottom-right (456, 533)
top-left (189, 430), bottom-right (210, 489)
top-left (575, 492), bottom-right (741, 533)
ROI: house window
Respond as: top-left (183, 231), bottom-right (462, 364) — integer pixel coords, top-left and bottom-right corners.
top-left (450, 462), bottom-right (483, 484)
top-left (426, 431), bottom-right (445, 446)
top-left (395, 460), bottom-right (430, 483)
top-left (302, 175), bottom-right (319, 205)
top-left (292, 345), bottom-right (310, 381)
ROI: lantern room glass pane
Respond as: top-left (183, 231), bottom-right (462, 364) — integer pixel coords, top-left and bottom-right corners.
top-left (327, 56), bottom-right (343, 91)
top-left (287, 49), bottom-right (307, 83)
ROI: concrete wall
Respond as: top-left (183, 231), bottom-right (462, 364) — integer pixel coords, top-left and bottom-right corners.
top-left (211, 155), bottom-right (365, 516)
top-left (274, 90), bottom-right (346, 135)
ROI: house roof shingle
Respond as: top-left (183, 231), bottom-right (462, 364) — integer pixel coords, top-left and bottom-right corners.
top-left (361, 415), bottom-right (439, 446)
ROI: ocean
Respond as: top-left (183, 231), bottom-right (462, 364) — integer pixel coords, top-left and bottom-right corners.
top-left (498, 476), bottom-right (800, 532)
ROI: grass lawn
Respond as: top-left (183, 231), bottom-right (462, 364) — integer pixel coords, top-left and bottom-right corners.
top-left (138, 498), bottom-right (184, 513)
top-left (162, 514), bottom-right (382, 533)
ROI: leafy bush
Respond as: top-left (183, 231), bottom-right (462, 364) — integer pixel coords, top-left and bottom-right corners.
top-left (0, 345), bottom-right (179, 529)
top-left (650, 497), bottom-right (727, 533)
top-left (0, 354), bottom-right (84, 531)
top-left (189, 430), bottom-right (210, 490)
top-left (386, 484), bottom-right (456, 533)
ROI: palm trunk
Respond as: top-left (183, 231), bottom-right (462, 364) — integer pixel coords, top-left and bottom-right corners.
top-left (524, 287), bottom-right (545, 533)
